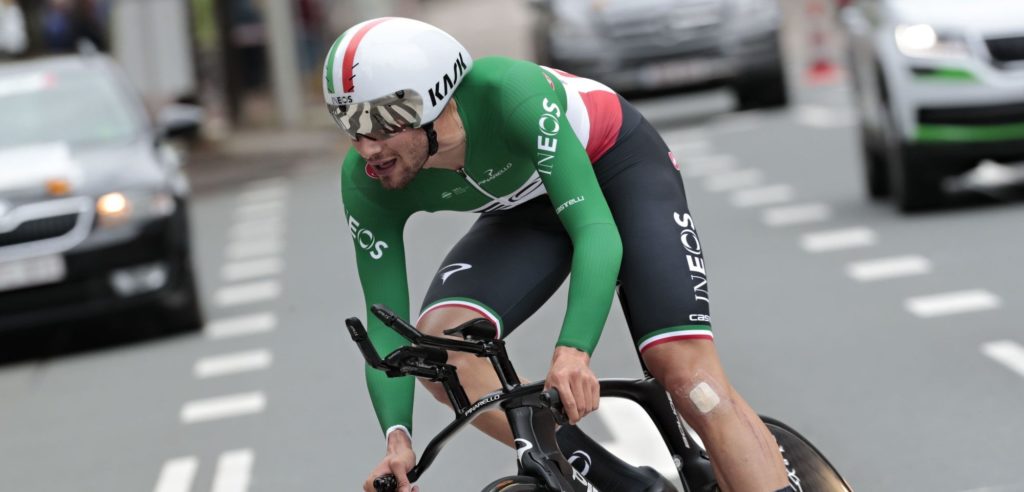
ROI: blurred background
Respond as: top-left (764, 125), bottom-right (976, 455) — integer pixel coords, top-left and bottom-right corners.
top-left (1, 0), bottom-right (1023, 491)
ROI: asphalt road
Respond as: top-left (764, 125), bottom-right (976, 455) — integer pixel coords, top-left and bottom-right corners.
top-left (3, 3), bottom-right (1024, 492)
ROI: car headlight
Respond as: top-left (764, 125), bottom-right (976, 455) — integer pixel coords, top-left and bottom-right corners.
top-left (895, 24), bottom-right (968, 58)
top-left (96, 190), bottom-right (177, 228)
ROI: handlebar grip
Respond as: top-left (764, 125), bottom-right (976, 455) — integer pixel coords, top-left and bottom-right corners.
top-left (373, 474), bottom-right (397, 492)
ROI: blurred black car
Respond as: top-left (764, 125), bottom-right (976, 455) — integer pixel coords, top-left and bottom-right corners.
top-left (528, 0), bottom-right (788, 109)
top-left (0, 54), bottom-right (203, 333)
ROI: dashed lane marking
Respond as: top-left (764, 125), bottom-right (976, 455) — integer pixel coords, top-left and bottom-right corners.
top-left (704, 169), bottom-right (763, 192)
top-left (153, 456), bottom-right (198, 492)
top-left (846, 255), bottom-right (932, 282)
top-left (225, 239), bottom-right (284, 261)
top-left (763, 203), bottom-right (831, 226)
top-left (793, 105), bottom-right (855, 128)
top-left (905, 290), bottom-right (1001, 318)
top-left (205, 312), bottom-right (277, 340)
top-left (194, 350), bottom-right (273, 379)
top-left (730, 184), bottom-right (794, 208)
top-left (213, 449), bottom-right (255, 492)
top-left (181, 392), bottom-right (266, 424)
top-left (679, 155), bottom-right (738, 178)
top-left (214, 280), bottom-right (281, 307)
top-left (221, 257), bottom-right (284, 282)
top-left (229, 218), bottom-right (285, 239)
top-left (239, 185), bottom-right (289, 203)
top-left (234, 200), bottom-right (286, 219)
top-left (982, 341), bottom-right (1024, 379)
top-left (801, 227), bottom-right (877, 253)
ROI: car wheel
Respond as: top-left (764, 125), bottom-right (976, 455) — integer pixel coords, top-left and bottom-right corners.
top-left (890, 143), bottom-right (946, 212)
top-left (735, 46), bottom-right (789, 111)
top-left (858, 123), bottom-right (890, 199)
top-left (162, 262), bottom-right (204, 333)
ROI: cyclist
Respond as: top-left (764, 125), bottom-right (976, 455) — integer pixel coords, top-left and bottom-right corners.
top-left (329, 17), bottom-right (796, 492)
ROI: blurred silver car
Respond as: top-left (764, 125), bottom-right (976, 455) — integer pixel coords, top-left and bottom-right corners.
top-left (841, 0), bottom-right (1024, 211)
top-left (0, 54), bottom-right (203, 333)
top-left (529, 0), bottom-right (788, 109)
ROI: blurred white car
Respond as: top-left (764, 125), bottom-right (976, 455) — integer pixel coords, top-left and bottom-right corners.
top-left (841, 0), bottom-right (1024, 211)
top-left (529, 0), bottom-right (788, 110)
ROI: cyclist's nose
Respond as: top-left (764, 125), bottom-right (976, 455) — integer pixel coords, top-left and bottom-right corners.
top-left (352, 137), bottom-right (383, 158)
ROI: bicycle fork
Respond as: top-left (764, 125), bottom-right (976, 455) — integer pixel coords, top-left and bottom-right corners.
top-left (506, 393), bottom-right (598, 491)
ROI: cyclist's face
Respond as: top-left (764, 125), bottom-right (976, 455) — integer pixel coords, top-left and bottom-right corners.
top-left (352, 127), bottom-right (429, 190)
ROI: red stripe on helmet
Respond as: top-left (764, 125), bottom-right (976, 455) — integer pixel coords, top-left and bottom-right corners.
top-left (342, 18), bottom-right (393, 93)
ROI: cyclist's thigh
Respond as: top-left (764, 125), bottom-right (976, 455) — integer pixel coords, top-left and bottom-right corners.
top-left (419, 197), bottom-right (572, 339)
top-left (597, 119), bottom-right (713, 354)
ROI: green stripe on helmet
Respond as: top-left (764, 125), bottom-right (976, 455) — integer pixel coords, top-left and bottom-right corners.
top-left (325, 33), bottom-right (347, 94)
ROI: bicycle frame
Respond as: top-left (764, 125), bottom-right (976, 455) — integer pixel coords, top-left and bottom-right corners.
top-left (347, 305), bottom-right (717, 491)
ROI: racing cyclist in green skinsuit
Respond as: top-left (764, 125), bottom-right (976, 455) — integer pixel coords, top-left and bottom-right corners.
top-left (328, 17), bottom-right (796, 492)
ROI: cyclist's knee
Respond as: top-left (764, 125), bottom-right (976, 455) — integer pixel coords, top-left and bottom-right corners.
top-left (643, 339), bottom-right (735, 422)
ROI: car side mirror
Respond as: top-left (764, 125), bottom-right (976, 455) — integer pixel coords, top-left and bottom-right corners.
top-left (156, 103), bottom-right (203, 140)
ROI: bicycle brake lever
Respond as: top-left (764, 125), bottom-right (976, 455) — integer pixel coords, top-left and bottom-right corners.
top-left (541, 388), bottom-right (570, 426)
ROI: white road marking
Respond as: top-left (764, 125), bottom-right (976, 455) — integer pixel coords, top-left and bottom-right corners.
top-left (194, 350), bottom-right (273, 379)
top-left (593, 398), bottom-right (678, 480)
top-left (704, 169), bottom-right (763, 192)
top-left (801, 227), bottom-right (877, 253)
top-left (712, 112), bottom-right (764, 133)
top-left (243, 177), bottom-right (289, 189)
top-left (763, 203), bottom-right (831, 226)
top-left (234, 200), bottom-right (285, 219)
top-left (153, 456), bottom-right (198, 492)
top-left (221, 257), bottom-right (284, 282)
top-left (212, 449), bottom-right (254, 492)
top-left (205, 312), bottom-right (277, 340)
top-left (794, 105), bottom-right (855, 128)
top-left (958, 482), bottom-right (1024, 492)
top-left (239, 185), bottom-right (288, 203)
top-left (229, 218), bottom-right (285, 239)
top-left (668, 139), bottom-right (711, 155)
top-left (730, 184), bottom-right (794, 208)
top-left (181, 392), bottom-right (266, 423)
top-left (215, 280), bottom-right (281, 307)
top-left (225, 239), bottom-right (283, 261)
top-left (679, 155), bottom-right (738, 178)
top-left (905, 290), bottom-right (1001, 318)
top-left (846, 255), bottom-right (932, 282)
top-left (982, 341), bottom-right (1024, 379)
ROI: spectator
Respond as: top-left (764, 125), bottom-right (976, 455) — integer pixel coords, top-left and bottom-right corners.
top-left (0, 0), bottom-right (28, 57)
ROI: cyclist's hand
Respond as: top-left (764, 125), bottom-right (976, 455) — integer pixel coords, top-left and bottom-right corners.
top-left (544, 346), bottom-right (599, 425)
top-left (364, 431), bottom-right (419, 492)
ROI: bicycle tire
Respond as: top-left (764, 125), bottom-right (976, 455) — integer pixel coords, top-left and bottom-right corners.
top-left (761, 417), bottom-right (854, 492)
top-left (480, 475), bottom-right (546, 491)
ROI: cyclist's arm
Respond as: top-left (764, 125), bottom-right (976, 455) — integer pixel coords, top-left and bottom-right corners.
top-left (505, 80), bottom-right (623, 355)
top-left (341, 159), bottom-right (416, 438)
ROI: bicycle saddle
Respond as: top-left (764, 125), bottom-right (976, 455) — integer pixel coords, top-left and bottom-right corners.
top-left (443, 318), bottom-right (497, 340)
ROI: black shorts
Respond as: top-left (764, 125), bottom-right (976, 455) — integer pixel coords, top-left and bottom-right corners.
top-left (420, 104), bottom-right (712, 354)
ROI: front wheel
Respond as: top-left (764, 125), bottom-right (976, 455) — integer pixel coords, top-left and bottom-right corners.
top-left (480, 475), bottom-right (545, 491)
top-left (762, 417), bottom-right (854, 492)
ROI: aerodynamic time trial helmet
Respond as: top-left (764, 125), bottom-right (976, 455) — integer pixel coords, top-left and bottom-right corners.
top-left (322, 17), bottom-right (473, 141)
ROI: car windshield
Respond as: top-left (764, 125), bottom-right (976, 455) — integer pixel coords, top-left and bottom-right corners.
top-left (0, 68), bottom-right (140, 149)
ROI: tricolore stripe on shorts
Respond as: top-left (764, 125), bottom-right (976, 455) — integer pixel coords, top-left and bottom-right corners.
top-left (638, 325), bottom-right (714, 354)
top-left (417, 298), bottom-right (504, 339)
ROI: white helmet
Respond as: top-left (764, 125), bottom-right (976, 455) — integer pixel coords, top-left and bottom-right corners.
top-left (323, 17), bottom-right (473, 140)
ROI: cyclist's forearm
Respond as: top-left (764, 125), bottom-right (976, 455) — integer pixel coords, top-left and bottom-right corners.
top-left (365, 364), bottom-right (415, 436)
top-left (555, 222), bottom-right (623, 354)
